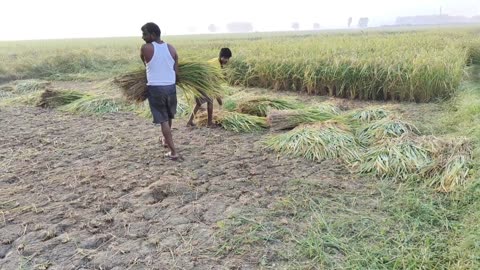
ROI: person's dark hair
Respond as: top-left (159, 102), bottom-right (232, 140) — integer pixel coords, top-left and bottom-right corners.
top-left (141, 22), bottom-right (161, 37)
top-left (219, 48), bottom-right (232, 58)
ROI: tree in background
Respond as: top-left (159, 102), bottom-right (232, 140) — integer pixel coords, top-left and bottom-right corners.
top-left (348, 17), bottom-right (353, 28)
top-left (358, 17), bottom-right (369, 28)
top-left (291, 22), bottom-right (300, 31)
top-left (208, 24), bottom-right (217, 33)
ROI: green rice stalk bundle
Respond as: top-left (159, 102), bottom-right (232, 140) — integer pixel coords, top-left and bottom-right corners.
top-left (196, 111), bottom-right (268, 133)
top-left (15, 80), bottom-right (51, 94)
top-left (1, 80), bottom-right (51, 99)
top-left (351, 108), bottom-right (390, 123)
top-left (267, 107), bottom-right (338, 131)
top-left (222, 91), bottom-right (254, 112)
top-left (430, 155), bottom-right (470, 192)
top-left (358, 136), bottom-right (434, 180)
top-left (358, 135), bottom-right (473, 191)
top-left (36, 89), bottom-right (86, 108)
top-left (223, 99), bottom-right (238, 112)
top-left (113, 61), bottom-right (226, 103)
top-left (0, 92), bottom-right (41, 106)
top-left (314, 103), bottom-right (342, 115)
top-left (357, 117), bottom-right (419, 145)
top-left (60, 95), bottom-right (131, 114)
top-left (112, 70), bottom-right (146, 102)
top-left (0, 85), bottom-right (15, 98)
top-left (421, 137), bottom-right (473, 192)
top-left (237, 96), bottom-right (300, 116)
top-left (265, 121), bottom-right (360, 163)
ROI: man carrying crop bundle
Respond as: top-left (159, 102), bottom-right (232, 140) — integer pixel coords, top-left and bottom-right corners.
top-left (140, 22), bottom-right (180, 160)
top-left (186, 48), bottom-right (232, 127)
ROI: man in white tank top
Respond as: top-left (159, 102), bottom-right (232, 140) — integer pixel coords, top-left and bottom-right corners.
top-left (140, 22), bottom-right (180, 160)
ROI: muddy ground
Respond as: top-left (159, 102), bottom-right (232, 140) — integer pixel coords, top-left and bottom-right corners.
top-left (0, 100), bottom-right (360, 269)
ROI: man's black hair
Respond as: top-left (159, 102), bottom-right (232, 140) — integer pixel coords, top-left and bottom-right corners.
top-left (219, 48), bottom-right (232, 58)
top-left (141, 22), bottom-right (161, 37)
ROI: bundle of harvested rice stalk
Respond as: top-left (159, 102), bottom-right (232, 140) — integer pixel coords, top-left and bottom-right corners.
top-left (267, 107), bottom-right (338, 131)
top-left (351, 108), bottom-right (390, 123)
top-left (222, 91), bottom-right (253, 112)
top-left (237, 96), bottom-right (300, 117)
top-left (357, 136), bottom-right (434, 180)
top-left (265, 121), bottom-right (360, 163)
top-left (113, 61), bottom-right (226, 103)
top-left (0, 85), bottom-right (15, 98)
top-left (422, 137), bottom-right (472, 192)
top-left (314, 103), bottom-right (342, 115)
top-left (196, 111), bottom-right (268, 133)
top-left (358, 135), bottom-right (473, 191)
top-left (15, 80), bottom-right (51, 94)
top-left (0, 92), bottom-right (41, 106)
top-left (357, 117), bottom-right (419, 145)
top-left (60, 95), bottom-right (132, 114)
top-left (431, 155), bottom-right (470, 192)
top-left (36, 89), bottom-right (86, 108)
top-left (112, 70), bottom-right (146, 102)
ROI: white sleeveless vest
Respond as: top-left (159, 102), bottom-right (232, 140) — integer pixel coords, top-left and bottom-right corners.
top-left (146, 42), bottom-right (175, 86)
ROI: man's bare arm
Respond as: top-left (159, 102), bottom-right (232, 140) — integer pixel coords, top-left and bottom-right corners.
top-left (140, 44), bottom-right (154, 66)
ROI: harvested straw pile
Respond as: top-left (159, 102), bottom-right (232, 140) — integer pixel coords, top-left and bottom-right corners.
top-left (237, 97), bottom-right (300, 117)
top-left (114, 61), bottom-right (226, 103)
top-left (0, 92), bottom-right (41, 106)
top-left (358, 135), bottom-right (472, 192)
top-left (358, 136), bottom-right (433, 180)
top-left (196, 111), bottom-right (268, 133)
top-left (265, 121), bottom-right (360, 163)
top-left (423, 137), bottom-right (472, 192)
top-left (267, 107), bottom-right (339, 131)
top-left (15, 80), bottom-right (51, 94)
top-left (113, 71), bottom-right (146, 102)
top-left (60, 95), bottom-right (131, 114)
top-left (351, 108), bottom-right (390, 122)
top-left (36, 89), bottom-right (86, 108)
top-left (357, 117), bottom-right (419, 145)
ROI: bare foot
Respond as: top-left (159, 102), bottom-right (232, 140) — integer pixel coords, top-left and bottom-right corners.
top-left (164, 152), bottom-right (180, 161)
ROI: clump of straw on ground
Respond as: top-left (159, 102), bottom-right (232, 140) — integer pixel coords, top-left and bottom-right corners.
top-left (358, 136), bottom-right (433, 180)
top-left (237, 96), bottom-right (300, 116)
top-left (357, 117), bottom-right (419, 145)
top-left (36, 89), bottom-right (86, 108)
top-left (422, 137), bottom-right (472, 192)
top-left (265, 121), bottom-right (360, 163)
top-left (267, 107), bottom-right (339, 131)
top-left (357, 135), bottom-right (472, 192)
top-left (351, 108), bottom-right (390, 122)
top-left (196, 111), bottom-right (268, 133)
top-left (60, 95), bottom-right (131, 114)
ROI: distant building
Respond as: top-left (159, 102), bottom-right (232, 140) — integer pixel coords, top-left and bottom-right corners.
top-left (395, 15), bottom-right (479, 26)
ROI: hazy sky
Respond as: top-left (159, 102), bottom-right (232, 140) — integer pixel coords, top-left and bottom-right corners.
top-left (0, 0), bottom-right (478, 40)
